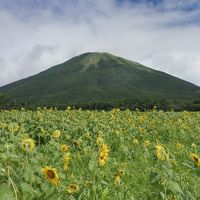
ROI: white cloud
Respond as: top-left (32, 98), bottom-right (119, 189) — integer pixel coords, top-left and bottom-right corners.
top-left (0, 0), bottom-right (200, 87)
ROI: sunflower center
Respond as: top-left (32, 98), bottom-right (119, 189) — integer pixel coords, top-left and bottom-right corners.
top-left (193, 156), bottom-right (199, 163)
top-left (47, 170), bottom-right (55, 179)
top-left (70, 185), bottom-right (77, 191)
top-left (25, 141), bottom-right (31, 148)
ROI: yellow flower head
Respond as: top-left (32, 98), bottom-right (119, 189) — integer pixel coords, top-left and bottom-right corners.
top-left (21, 138), bottom-right (35, 151)
top-left (99, 143), bottom-right (110, 166)
top-left (66, 106), bottom-right (71, 111)
top-left (40, 127), bottom-right (46, 136)
top-left (66, 184), bottom-right (80, 194)
top-left (133, 139), bottom-right (139, 144)
top-left (144, 140), bottom-right (150, 147)
top-left (114, 175), bottom-right (121, 185)
top-left (64, 153), bottom-right (71, 171)
top-left (118, 169), bottom-right (125, 176)
top-left (52, 130), bottom-right (61, 138)
top-left (121, 162), bottom-right (126, 169)
top-left (41, 166), bottom-right (60, 186)
top-left (191, 153), bottom-right (200, 167)
top-left (14, 124), bottom-right (20, 133)
top-left (85, 180), bottom-right (92, 186)
top-left (170, 159), bottom-right (177, 166)
top-left (176, 142), bottom-right (184, 148)
top-left (73, 139), bottom-right (80, 147)
top-left (191, 143), bottom-right (197, 148)
top-left (155, 144), bottom-right (169, 161)
top-left (96, 136), bottom-right (104, 146)
top-left (60, 144), bottom-right (68, 152)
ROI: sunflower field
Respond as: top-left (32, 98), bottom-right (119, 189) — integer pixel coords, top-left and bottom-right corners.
top-left (0, 108), bottom-right (200, 200)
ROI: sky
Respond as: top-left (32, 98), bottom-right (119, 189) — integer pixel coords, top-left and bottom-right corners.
top-left (0, 0), bottom-right (200, 87)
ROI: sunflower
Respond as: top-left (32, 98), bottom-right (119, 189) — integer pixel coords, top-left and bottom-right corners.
top-left (72, 139), bottom-right (80, 147)
top-left (176, 142), bottom-right (184, 148)
top-left (191, 143), bottom-right (197, 148)
top-left (144, 140), bottom-right (150, 147)
top-left (118, 169), bottom-right (125, 176)
top-left (52, 130), bottom-right (61, 138)
top-left (99, 143), bottom-right (109, 166)
top-left (63, 153), bottom-right (71, 171)
top-left (155, 144), bottom-right (169, 161)
top-left (21, 138), bottom-right (35, 151)
top-left (114, 168), bottom-right (125, 185)
top-left (66, 106), bottom-right (71, 110)
top-left (96, 136), bottom-right (104, 146)
top-left (121, 163), bottom-right (126, 169)
top-left (40, 127), bottom-right (46, 136)
top-left (66, 184), bottom-right (80, 194)
top-left (191, 153), bottom-right (200, 167)
top-left (60, 144), bottom-right (68, 152)
top-left (114, 175), bottom-right (121, 185)
top-left (85, 180), bottom-right (92, 187)
top-left (14, 124), bottom-right (20, 133)
top-left (41, 166), bottom-right (60, 186)
top-left (133, 139), bottom-right (139, 144)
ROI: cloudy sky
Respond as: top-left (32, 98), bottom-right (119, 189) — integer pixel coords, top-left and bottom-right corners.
top-left (0, 0), bottom-right (200, 87)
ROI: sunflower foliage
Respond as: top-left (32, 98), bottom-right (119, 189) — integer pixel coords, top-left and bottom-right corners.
top-left (0, 108), bottom-right (200, 199)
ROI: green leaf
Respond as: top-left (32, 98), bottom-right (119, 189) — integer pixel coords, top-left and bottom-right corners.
top-left (88, 160), bottom-right (95, 171)
top-left (159, 192), bottom-right (166, 199)
top-left (59, 172), bottom-right (66, 179)
top-left (149, 171), bottom-right (160, 184)
top-left (0, 183), bottom-right (15, 200)
top-left (23, 166), bottom-right (33, 182)
top-left (30, 157), bottom-right (39, 165)
top-left (166, 169), bottom-right (173, 178)
top-left (99, 187), bottom-right (109, 200)
top-left (168, 181), bottom-right (183, 195)
top-left (21, 182), bottom-right (33, 194)
top-left (100, 180), bottom-right (109, 185)
top-left (44, 188), bottom-right (57, 200)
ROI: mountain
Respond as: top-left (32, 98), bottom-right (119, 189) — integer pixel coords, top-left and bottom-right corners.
top-left (0, 52), bottom-right (200, 108)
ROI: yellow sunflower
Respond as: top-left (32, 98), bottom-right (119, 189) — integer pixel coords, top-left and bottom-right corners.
top-left (52, 130), bottom-right (61, 138)
top-left (121, 163), bottom-right (126, 169)
top-left (14, 124), bottom-right (20, 133)
top-left (63, 153), bottom-right (71, 171)
top-left (191, 143), bottom-right (197, 148)
top-left (99, 143), bottom-right (109, 166)
top-left (66, 184), bottom-right (80, 194)
top-left (114, 175), bottom-right (121, 185)
top-left (41, 166), bottom-right (60, 186)
top-left (85, 180), bottom-right (92, 187)
top-left (133, 139), bottom-right (139, 144)
top-left (96, 136), bottom-right (104, 146)
top-left (21, 138), bottom-right (35, 151)
top-left (144, 140), bottom-right (150, 147)
top-left (176, 142), bottom-right (184, 148)
top-left (60, 144), bottom-right (68, 152)
top-left (114, 168), bottom-right (125, 185)
top-left (191, 153), bottom-right (200, 167)
top-left (118, 169), bottom-right (125, 176)
top-left (155, 144), bottom-right (169, 161)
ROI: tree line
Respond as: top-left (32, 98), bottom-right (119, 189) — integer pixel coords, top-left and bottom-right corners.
top-left (0, 94), bottom-right (200, 111)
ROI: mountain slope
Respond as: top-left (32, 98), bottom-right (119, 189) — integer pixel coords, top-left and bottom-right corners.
top-left (0, 52), bottom-right (200, 106)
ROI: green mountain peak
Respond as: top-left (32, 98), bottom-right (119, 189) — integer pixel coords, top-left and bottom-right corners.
top-left (69, 52), bottom-right (151, 72)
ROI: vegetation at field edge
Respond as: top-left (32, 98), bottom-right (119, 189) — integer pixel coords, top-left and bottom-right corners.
top-left (0, 108), bottom-right (200, 199)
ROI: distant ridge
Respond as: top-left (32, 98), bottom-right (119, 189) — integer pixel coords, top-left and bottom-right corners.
top-left (0, 52), bottom-right (200, 108)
